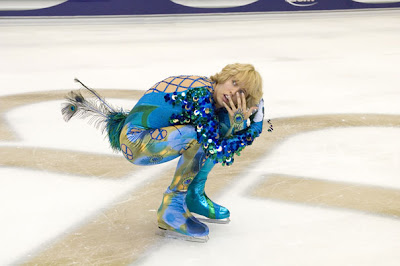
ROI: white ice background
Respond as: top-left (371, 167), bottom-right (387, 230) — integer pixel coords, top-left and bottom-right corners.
top-left (0, 10), bottom-right (400, 266)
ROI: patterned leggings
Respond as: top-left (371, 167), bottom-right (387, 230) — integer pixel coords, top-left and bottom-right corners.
top-left (119, 122), bottom-right (206, 192)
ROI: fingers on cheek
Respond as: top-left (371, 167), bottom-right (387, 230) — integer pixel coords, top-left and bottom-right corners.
top-left (232, 96), bottom-right (237, 105)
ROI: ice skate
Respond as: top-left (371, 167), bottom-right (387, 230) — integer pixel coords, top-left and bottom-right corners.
top-left (186, 158), bottom-right (231, 224)
top-left (157, 227), bottom-right (209, 243)
top-left (187, 190), bottom-right (231, 224)
top-left (157, 188), bottom-right (209, 242)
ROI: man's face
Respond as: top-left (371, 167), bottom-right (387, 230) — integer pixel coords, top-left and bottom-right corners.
top-left (213, 78), bottom-right (247, 109)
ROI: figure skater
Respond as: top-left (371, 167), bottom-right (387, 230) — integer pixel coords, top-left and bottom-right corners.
top-left (62, 63), bottom-right (272, 242)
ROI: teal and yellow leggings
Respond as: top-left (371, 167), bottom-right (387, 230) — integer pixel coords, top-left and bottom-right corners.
top-left (119, 122), bottom-right (207, 192)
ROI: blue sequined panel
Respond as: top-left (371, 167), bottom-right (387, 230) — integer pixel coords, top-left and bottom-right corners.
top-left (164, 87), bottom-right (263, 166)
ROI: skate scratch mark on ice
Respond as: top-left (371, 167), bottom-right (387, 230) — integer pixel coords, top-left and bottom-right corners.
top-left (0, 89), bottom-right (144, 141)
top-left (0, 146), bottom-right (133, 178)
top-left (25, 113), bottom-right (400, 265)
top-left (1, 91), bottom-right (400, 264)
top-left (247, 114), bottom-right (400, 219)
top-left (0, 90), bottom-right (144, 178)
top-left (252, 174), bottom-right (400, 218)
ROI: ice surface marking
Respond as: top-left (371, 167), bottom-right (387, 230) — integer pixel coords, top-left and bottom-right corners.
top-left (2, 91), bottom-right (400, 265)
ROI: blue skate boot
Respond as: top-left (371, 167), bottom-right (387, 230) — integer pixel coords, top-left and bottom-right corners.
top-left (157, 188), bottom-right (209, 242)
top-left (156, 140), bottom-right (212, 242)
top-left (186, 158), bottom-right (231, 224)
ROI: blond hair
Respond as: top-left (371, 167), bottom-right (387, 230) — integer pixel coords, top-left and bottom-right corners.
top-left (210, 63), bottom-right (263, 107)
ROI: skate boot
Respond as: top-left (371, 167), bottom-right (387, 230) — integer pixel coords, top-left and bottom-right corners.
top-left (157, 188), bottom-right (209, 242)
top-left (186, 158), bottom-right (230, 224)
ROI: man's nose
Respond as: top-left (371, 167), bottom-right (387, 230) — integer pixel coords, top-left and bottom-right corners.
top-left (230, 88), bottom-right (238, 95)
top-left (230, 91), bottom-right (238, 102)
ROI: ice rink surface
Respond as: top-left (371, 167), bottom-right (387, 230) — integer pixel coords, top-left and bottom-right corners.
top-left (1, 9), bottom-right (400, 265)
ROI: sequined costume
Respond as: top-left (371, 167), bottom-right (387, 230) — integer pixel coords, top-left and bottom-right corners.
top-left (119, 75), bottom-right (265, 239)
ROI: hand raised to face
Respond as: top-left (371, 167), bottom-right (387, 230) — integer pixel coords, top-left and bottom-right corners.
top-left (222, 92), bottom-right (258, 131)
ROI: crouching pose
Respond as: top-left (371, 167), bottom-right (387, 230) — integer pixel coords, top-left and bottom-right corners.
top-left (62, 63), bottom-right (271, 242)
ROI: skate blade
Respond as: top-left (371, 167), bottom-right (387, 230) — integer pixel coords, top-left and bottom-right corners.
top-left (193, 214), bottom-right (231, 224)
top-left (157, 227), bottom-right (209, 243)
